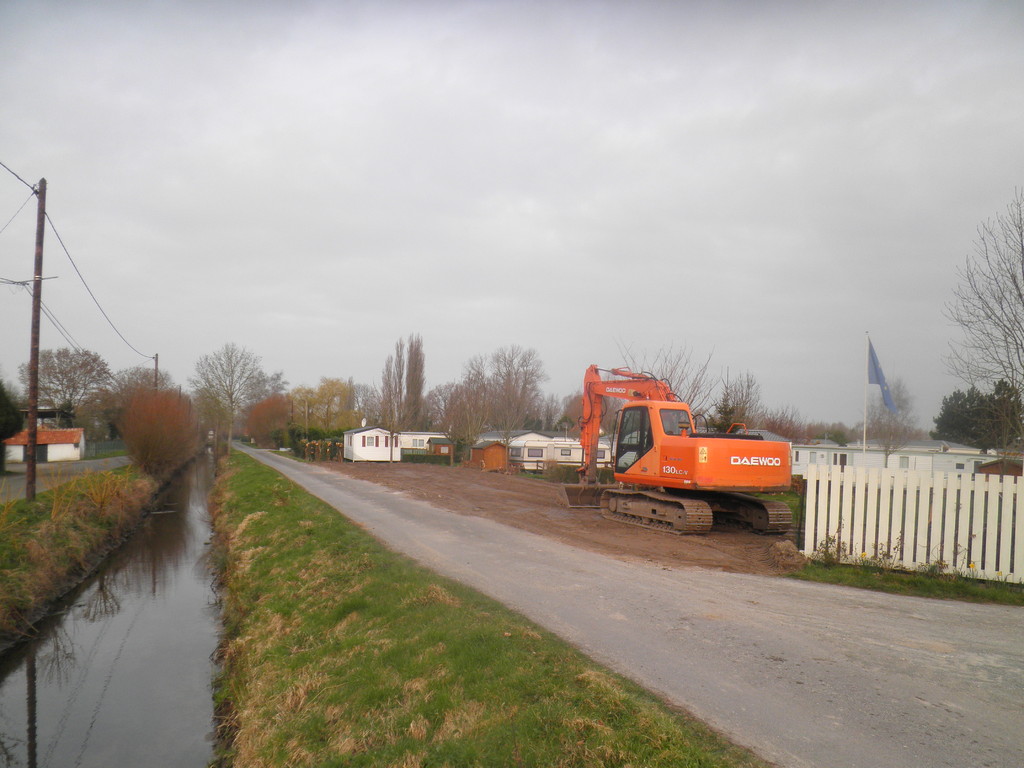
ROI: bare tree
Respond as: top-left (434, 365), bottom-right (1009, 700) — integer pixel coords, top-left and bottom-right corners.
top-left (946, 189), bottom-right (1024, 447)
top-left (867, 378), bottom-right (921, 466)
top-left (710, 370), bottom-right (762, 431)
top-left (459, 354), bottom-right (492, 449)
top-left (378, 337), bottom-right (408, 461)
top-left (403, 334), bottom-right (427, 431)
top-left (986, 380), bottom-right (1023, 453)
top-left (249, 369), bottom-right (288, 402)
top-left (488, 345), bottom-right (547, 445)
top-left (538, 392), bottom-right (563, 432)
top-left (19, 348), bottom-right (112, 426)
top-left (88, 365), bottom-right (175, 440)
top-left (350, 382), bottom-right (378, 423)
top-left (616, 342), bottom-right (715, 414)
top-left (189, 343), bottom-right (264, 452)
top-left (758, 404), bottom-right (805, 440)
top-left (428, 356), bottom-right (492, 459)
top-left (426, 381), bottom-right (458, 435)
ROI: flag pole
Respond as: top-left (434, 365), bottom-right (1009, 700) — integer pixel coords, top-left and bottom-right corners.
top-left (863, 332), bottom-right (868, 458)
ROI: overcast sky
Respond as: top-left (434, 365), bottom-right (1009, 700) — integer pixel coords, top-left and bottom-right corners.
top-left (1, 0), bottom-right (1021, 429)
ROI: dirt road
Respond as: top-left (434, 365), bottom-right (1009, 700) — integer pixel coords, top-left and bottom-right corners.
top-left (317, 460), bottom-right (806, 575)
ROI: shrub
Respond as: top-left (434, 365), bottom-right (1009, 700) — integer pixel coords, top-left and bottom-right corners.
top-left (246, 394), bottom-right (290, 448)
top-left (120, 388), bottom-right (200, 480)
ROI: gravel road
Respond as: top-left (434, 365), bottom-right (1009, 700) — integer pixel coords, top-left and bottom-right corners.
top-left (242, 447), bottom-right (1024, 768)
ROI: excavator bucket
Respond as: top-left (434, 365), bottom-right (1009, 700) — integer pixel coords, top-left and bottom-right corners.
top-left (559, 483), bottom-right (615, 508)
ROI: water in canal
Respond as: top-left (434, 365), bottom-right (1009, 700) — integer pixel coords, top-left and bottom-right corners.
top-left (0, 458), bottom-right (220, 767)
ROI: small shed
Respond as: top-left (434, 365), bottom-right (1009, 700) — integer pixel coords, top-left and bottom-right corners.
top-left (399, 431), bottom-right (447, 454)
top-left (4, 428), bottom-right (86, 463)
top-left (469, 440), bottom-right (507, 472)
top-left (426, 437), bottom-right (455, 460)
top-left (976, 458), bottom-right (1023, 477)
top-left (343, 427), bottom-right (400, 462)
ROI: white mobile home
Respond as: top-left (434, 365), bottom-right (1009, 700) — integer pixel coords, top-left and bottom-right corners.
top-left (505, 432), bottom-right (612, 472)
top-left (791, 439), bottom-right (986, 475)
top-left (343, 427), bottom-right (400, 462)
top-left (398, 432), bottom-right (447, 454)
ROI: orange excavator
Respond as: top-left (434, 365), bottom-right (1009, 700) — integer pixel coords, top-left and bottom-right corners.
top-left (562, 365), bottom-right (793, 534)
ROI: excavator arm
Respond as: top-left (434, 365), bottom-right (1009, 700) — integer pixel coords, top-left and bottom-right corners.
top-left (577, 365), bottom-right (689, 484)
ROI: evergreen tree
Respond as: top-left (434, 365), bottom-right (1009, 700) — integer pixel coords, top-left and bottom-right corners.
top-left (0, 381), bottom-right (23, 473)
top-left (931, 387), bottom-right (987, 447)
top-left (931, 381), bottom-right (1022, 451)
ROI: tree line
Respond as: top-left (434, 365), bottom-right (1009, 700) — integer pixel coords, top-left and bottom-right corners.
top-left (4, 189), bottom-right (1023, 462)
top-left (1, 336), bottom-right (1018, 467)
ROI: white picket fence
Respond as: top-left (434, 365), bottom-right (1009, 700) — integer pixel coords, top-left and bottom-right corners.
top-left (802, 464), bottom-right (1023, 584)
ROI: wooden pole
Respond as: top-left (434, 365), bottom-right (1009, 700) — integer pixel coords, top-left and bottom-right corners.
top-left (25, 178), bottom-right (46, 501)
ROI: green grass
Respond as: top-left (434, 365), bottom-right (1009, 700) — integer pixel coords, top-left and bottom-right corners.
top-left (791, 560), bottom-right (1024, 605)
top-left (212, 452), bottom-right (772, 768)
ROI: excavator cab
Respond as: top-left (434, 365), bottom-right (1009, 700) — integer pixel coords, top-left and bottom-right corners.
top-left (658, 407), bottom-right (693, 436)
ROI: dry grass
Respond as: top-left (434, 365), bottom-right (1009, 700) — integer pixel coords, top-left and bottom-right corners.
top-left (0, 469), bottom-right (156, 637)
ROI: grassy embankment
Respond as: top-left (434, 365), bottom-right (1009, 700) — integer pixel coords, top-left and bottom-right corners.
top-left (0, 468), bottom-right (156, 639)
top-left (212, 451), bottom-right (771, 768)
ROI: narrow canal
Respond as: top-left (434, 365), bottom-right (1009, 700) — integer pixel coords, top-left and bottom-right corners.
top-left (0, 458), bottom-right (219, 767)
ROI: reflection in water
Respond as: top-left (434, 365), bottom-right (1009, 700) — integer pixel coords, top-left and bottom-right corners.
top-left (0, 459), bottom-right (218, 768)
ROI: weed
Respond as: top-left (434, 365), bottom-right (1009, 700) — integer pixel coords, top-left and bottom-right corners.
top-left (812, 534), bottom-right (848, 566)
top-left (0, 494), bottom-right (17, 534)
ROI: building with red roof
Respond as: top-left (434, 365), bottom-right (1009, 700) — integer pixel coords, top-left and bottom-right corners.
top-left (3, 428), bottom-right (86, 464)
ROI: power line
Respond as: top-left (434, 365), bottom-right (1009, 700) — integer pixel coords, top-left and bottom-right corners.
top-left (0, 190), bottom-right (35, 237)
top-left (39, 296), bottom-right (84, 352)
top-left (8, 283), bottom-right (84, 351)
top-left (0, 159), bottom-right (37, 192)
top-left (44, 212), bottom-right (154, 361)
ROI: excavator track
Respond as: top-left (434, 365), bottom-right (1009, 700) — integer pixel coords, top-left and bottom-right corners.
top-left (680, 491), bottom-right (794, 534)
top-left (601, 489), bottom-right (713, 535)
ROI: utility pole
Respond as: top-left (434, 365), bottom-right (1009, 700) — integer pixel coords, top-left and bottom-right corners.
top-left (154, 353), bottom-right (159, 388)
top-left (25, 178), bottom-right (46, 501)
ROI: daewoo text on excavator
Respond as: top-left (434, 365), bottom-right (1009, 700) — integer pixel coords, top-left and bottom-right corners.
top-left (562, 365), bottom-right (793, 535)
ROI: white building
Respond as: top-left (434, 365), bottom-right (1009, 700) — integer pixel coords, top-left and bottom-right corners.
top-left (343, 427), bottom-right (400, 462)
top-left (4, 428), bottom-right (86, 463)
top-left (398, 431), bottom-right (447, 453)
top-left (481, 431), bottom-right (612, 472)
top-left (791, 439), bottom-right (986, 475)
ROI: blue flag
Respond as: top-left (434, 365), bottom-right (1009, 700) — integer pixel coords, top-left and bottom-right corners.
top-left (868, 339), bottom-right (897, 412)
